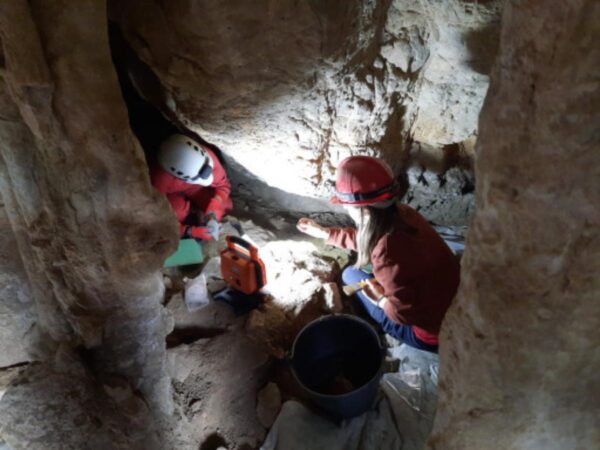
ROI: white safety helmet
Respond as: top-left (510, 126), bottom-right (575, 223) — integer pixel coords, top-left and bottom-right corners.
top-left (157, 134), bottom-right (214, 186)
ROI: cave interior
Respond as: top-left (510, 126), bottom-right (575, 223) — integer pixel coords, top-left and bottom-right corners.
top-left (0, 1), bottom-right (598, 450)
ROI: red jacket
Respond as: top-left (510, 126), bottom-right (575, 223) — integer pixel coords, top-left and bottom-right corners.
top-left (327, 204), bottom-right (460, 344)
top-left (150, 146), bottom-right (232, 235)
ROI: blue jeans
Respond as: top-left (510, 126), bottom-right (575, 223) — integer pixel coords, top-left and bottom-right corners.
top-left (342, 266), bottom-right (438, 353)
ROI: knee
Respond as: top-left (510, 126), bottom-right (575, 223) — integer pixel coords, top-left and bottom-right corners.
top-left (341, 266), bottom-right (355, 286)
top-left (342, 265), bottom-right (371, 286)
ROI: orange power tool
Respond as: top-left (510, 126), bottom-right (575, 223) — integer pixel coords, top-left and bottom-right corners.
top-left (220, 235), bottom-right (267, 295)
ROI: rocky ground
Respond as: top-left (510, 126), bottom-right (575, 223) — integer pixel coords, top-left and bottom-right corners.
top-left (160, 213), bottom-right (351, 449)
top-left (160, 211), bottom-right (451, 450)
top-left (0, 203), bottom-right (458, 450)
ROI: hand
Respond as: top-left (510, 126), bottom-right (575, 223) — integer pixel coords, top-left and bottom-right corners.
top-left (362, 278), bottom-right (386, 307)
top-left (188, 225), bottom-right (217, 241)
top-left (296, 218), bottom-right (329, 239)
top-left (205, 218), bottom-right (220, 240)
top-left (203, 211), bottom-right (217, 224)
top-left (189, 211), bottom-right (219, 241)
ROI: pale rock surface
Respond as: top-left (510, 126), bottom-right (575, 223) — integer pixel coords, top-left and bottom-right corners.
top-left (406, 167), bottom-right (475, 226)
top-left (225, 218), bottom-right (278, 247)
top-left (321, 282), bottom-right (344, 313)
top-left (0, 349), bottom-right (160, 450)
top-left (185, 217), bottom-right (346, 360)
top-left (4, 1), bottom-right (596, 449)
top-left (160, 217), bottom-right (315, 449)
top-left (161, 217), bottom-right (348, 448)
top-left (256, 382), bottom-right (282, 429)
top-left (429, 2), bottom-right (600, 449)
top-left (0, 204), bottom-right (34, 367)
top-left (247, 239), bottom-right (342, 357)
top-left (165, 291), bottom-right (238, 339)
top-left (0, 366), bottom-right (25, 403)
top-left (0, 1), bottom-right (178, 445)
top-left (168, 324), bottom-right (270, 450)
top-left (110, 0), bottom-right (503, 225)
top-left (163, 285), bottom-right (263, 450)
top-left (198, 257), bottom-right (228, 294)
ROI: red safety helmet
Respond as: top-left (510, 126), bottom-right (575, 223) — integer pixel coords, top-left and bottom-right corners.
top-left (331, 156), bottom-right (399, 206)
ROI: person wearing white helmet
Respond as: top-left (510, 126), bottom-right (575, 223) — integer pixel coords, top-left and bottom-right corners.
top-left (151, 134), bottom-right (232, 240)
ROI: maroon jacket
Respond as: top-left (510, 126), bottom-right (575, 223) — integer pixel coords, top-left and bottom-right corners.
top-left (327, 204), bottom-right (460, 344)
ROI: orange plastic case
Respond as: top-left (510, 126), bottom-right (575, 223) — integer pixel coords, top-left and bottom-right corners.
top-left (220, 236), bottom-right (267, 294)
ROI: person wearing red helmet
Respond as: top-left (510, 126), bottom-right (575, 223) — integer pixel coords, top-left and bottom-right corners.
top-left (297, 156), bottom-right (460, 353)
top-left (150, 134), bottom-right (232, 241)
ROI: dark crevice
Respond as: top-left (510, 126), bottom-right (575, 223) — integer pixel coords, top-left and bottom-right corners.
top-left (461, 179), bottom-right (475, 195)
top-left (442, 142), bottom-right (473, 172)
top-left (199, 432), bottom-right (228, 450)
top-left (464, 19), bottom-right (501, 75)
top-left (416, 169), bottom-right (429, 187)
top-left (166, 326), bottom-right (229, 348)
top-left (108, 23), bottom-right (178, 163)
top-left (437, 174), bottom-right (447, 188)
top-left (107, 22), bottom-right (228, 170)
top-left (0, 360), bottom-right (31, 371)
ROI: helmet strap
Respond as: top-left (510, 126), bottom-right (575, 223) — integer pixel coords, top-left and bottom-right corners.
top-left (189, 157), bottom-right (213, 182)
top-left (198, 160), bottom-right (213, 179)
top-left (370, 197), bottom-right (397, 209)
top-left (335, 182), bottom-right (398, 203)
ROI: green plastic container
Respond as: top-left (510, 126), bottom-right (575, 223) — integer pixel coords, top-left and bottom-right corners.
top-left (164, 239), bottom-right (204, 267)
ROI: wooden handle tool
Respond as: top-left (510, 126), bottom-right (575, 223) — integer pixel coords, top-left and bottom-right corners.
top-left (342, 280), bottom-right (370, 296)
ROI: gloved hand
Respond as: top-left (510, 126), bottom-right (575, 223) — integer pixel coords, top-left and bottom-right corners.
top-left (202, 211), bottom-right (217, 224)
top-left (206, 218), bottom-right (219, 240)
top-left (186, 225), bottom-right (217, 241)
top-left (202, 211), bottom-right (220, 241)
top-left (179, 224), bottom-right (219, 241)
top-left (180, 211), bottom-right (220, 241)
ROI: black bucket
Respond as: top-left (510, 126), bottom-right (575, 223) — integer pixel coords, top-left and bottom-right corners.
top-left (290, 314), bottom-right (384, 420)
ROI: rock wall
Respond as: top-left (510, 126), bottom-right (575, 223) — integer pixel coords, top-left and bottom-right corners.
top-left (0, 1), bottom-right (178, 447)
top-left (3, 0), bottom-right (597, 448)
top-left (0, 203), bottom-right (34, 368)
top-left (0, 349), bottom-right (161, 449)
top-left (429, 1), bottom-right (600, 449)
top-left (110, 0), bottom-right (502, 225)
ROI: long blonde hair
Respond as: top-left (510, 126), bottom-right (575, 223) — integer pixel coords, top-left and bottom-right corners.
top-left (354, 203), bottom-right (417, 268)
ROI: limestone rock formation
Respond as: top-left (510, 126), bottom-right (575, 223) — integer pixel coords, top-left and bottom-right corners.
top-left (429, 2), bottom-right (600, 449)
top-left (110, 0), bottom-right (503, 225)
top-left (257, 382), bottom-right (282, 429)
top-left (0, 349), bottom-right (160, 450)
top-left (0, 205), bottom-right (34, 367)
top-left (1, 0), bottom-right (596, 449)
top-left (0, 1), bottom-right (178, 446)
top-left (160, 216), bottom-right (349, 449)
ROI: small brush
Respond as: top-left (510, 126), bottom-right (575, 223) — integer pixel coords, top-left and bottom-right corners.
top-left (342, 280), bottom-right (370, 296)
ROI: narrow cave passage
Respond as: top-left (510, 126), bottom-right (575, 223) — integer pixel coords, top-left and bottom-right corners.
top-left (0, 2), bottom-right (597, 450)
top-left (108, 23), bottom-right (229, 173)
top-left (106, 17), bottom-right (463, 450)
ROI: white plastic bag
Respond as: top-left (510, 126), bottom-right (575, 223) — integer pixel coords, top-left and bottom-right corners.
top-left (184, 274), bottom-right (210, 312)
